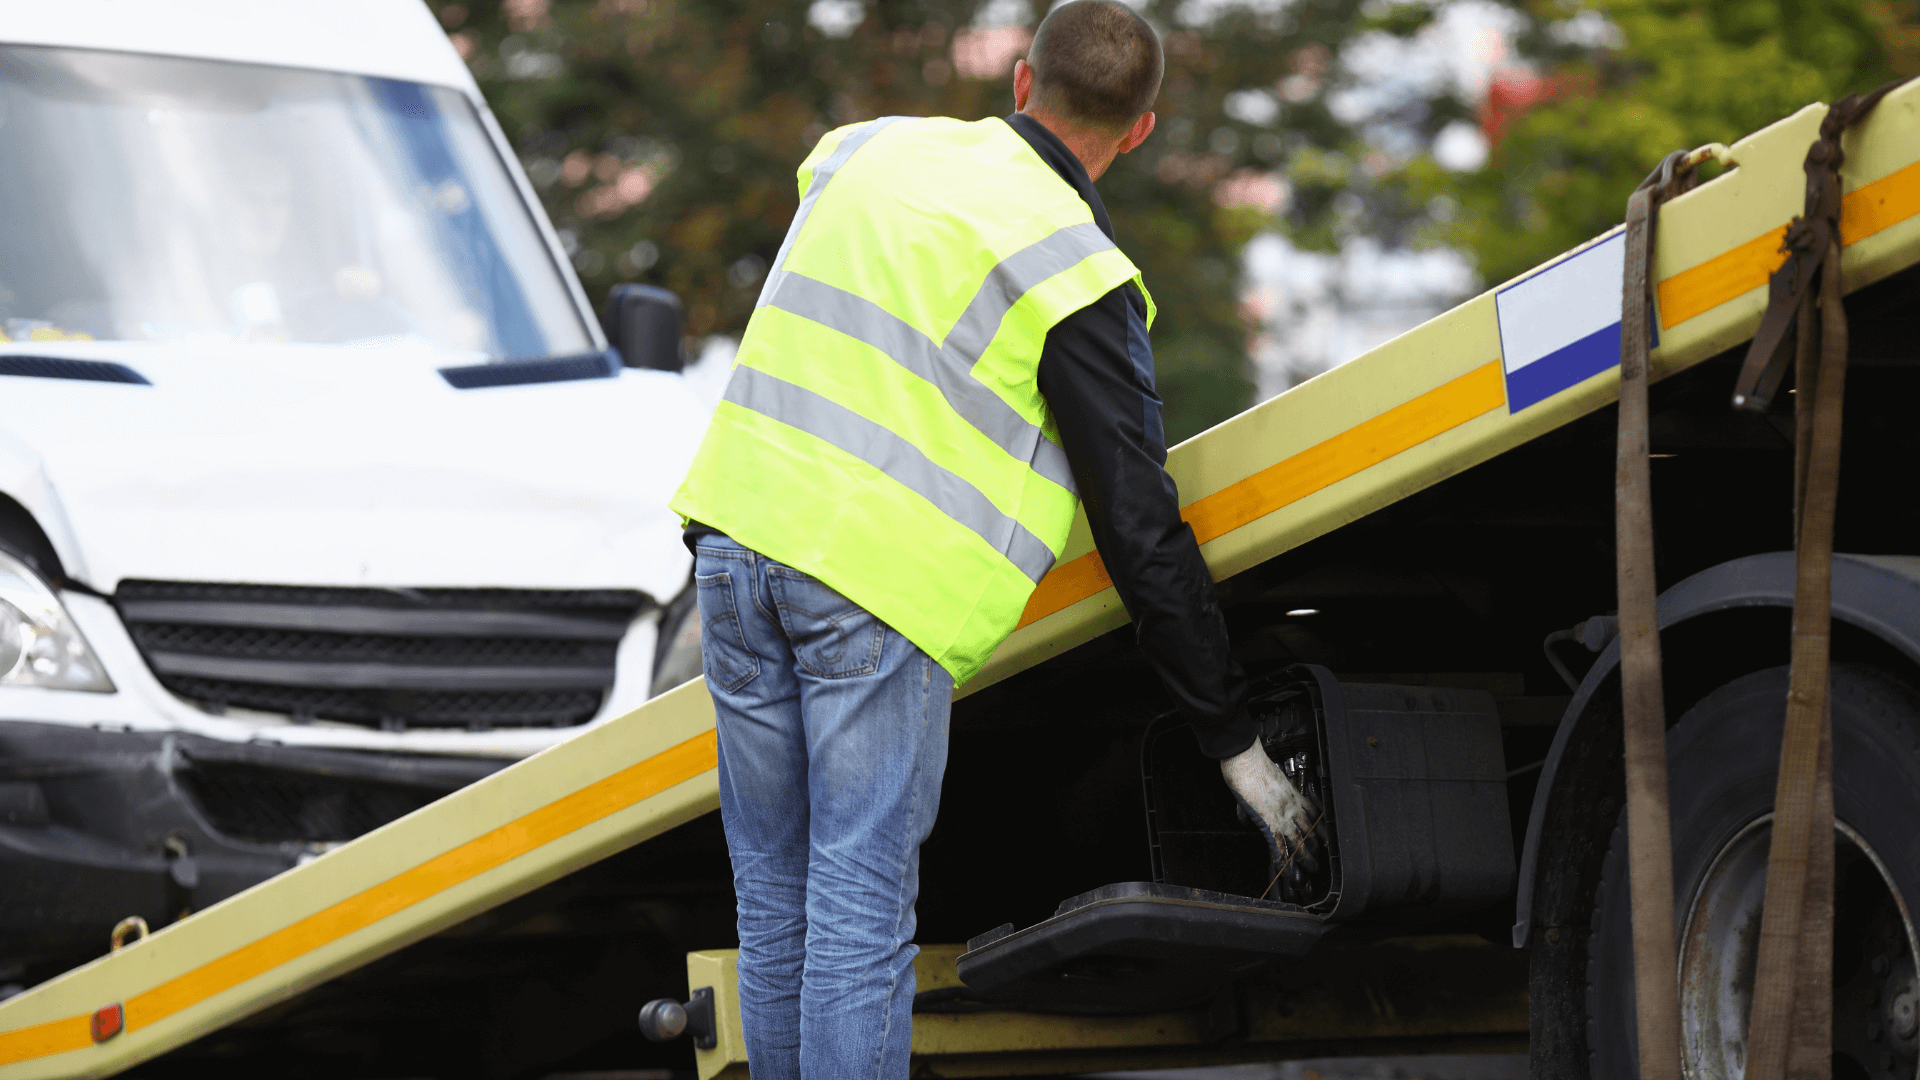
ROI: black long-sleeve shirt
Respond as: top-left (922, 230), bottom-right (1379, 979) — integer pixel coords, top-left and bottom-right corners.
top-left (1004, 113), bottom-right (1257, 760)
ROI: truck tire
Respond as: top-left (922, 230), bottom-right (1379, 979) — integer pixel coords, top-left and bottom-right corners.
top-left (1585, 663), bottom-right (1920, 1079)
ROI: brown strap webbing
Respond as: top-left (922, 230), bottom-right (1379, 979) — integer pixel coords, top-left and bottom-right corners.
top-left (1744, 233), bottom-right (1847, 1080)
top-left (1737, 77), bottom-right (1911, 1080)
top-left (1782, 250), bottom-right (1839, 1080)
top-left (1731, 78), bottom-right (1907, 414)
top-left (1744, 243), bottom-right (1844, 1080)
top-left (1612, 76), bottom-right (1909, 1080)
top-left (1617, 149), bottom-right (1691, 1080)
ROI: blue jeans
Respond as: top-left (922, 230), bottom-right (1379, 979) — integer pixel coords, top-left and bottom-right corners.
top-left (693, 534), bottom-right (952, 1080)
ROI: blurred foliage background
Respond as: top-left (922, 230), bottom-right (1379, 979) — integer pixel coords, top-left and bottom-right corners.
top-left (435, 0), bottom-right (1919, 442)
top-left (1431, 0), bottom-right (1912, 288)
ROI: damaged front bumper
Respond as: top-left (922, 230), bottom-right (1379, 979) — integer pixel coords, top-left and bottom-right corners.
top-left (0, 721), bottom-right (502, 988)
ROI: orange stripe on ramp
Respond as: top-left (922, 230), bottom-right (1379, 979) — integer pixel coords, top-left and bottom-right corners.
top-left (1842, 156), bottom-right (1920, 245)
top-left (1657, 158), bottom-right (1920, 330)
top-left (0, 1016), bottom-right (92, 1068)
top-left (0, 730), bottom-right (718, 1069)
top-left (1656, 224), bottom-right (1790, 331)
top-left (1019, 360), bottom-right (1508, 628)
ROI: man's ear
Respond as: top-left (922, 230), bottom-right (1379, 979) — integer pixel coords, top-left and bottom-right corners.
top-left (1117, 111), bottom-right (1156, 154)
top-left (1012, 59), bottom-right (1033, 112)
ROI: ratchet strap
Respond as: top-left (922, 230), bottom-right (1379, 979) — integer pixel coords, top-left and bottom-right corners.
top-left (1616, 148), bottom-right (1696, 1080)
top-left (1730, 80), bottom-right (1906, 413)
top-left (1738, 78), bottom-right (1910, 1080)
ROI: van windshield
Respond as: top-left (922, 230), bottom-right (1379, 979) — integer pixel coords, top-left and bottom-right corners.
top-left (0, 44), bottom-right (592, 360)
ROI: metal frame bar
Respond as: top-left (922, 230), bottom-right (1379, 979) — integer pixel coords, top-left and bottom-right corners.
top-left (689, 938), bottom-right (1528, 1079)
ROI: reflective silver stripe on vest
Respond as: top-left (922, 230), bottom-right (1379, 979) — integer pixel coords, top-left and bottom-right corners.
top-left (724, 364), bottom-right (1058, 584)
top-left (760, 221), bottom-right (1119, 495)
top-left (756, 116), bottom-right (904, 307)
top-left (940, 221), bottom-right (1115, 362)
top-left (757, 273), bottom-right (1076, 494)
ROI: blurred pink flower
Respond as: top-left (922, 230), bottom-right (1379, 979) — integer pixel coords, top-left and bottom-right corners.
top-left (1213, 169), bottom-right (1288, 214)
top-left (950, 27), bottom-right (1031, 81)
top-left (575, 165), bottom-right (661, 219)
top-left (504, 0), bottom-right (550, 32)
top-left (614, 165), bottom-right (656, 203)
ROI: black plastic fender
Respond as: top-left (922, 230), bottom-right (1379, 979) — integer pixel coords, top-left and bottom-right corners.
top-left (1512, 551), bottom-right (1920, 948)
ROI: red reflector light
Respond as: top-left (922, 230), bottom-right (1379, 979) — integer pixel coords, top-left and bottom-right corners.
top-left (90, 1003), bottom-right (123, 1042)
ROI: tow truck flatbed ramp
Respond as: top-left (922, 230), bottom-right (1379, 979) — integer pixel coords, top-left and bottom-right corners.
top-left (0, 682), bottom-right (721, 1079)
top-left (1, 83), bottom-right (1916, 1078)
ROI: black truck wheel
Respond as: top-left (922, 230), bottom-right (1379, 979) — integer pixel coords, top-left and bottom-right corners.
top-left (1585, 663), bottom-right (1920, 1079)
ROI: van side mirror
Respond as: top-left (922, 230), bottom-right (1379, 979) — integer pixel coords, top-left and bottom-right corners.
top-left (603, 284), bottom-right (684, 372)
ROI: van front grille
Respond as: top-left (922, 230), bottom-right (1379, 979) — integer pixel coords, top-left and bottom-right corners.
top-left (175, 743), bottom-right (505, 844)
top-left (181, 762), bottom-right (447, 843)
top-left (115, 581), bottom-right (649, 731)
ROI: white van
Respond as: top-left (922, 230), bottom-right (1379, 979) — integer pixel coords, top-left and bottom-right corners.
top-left (0, 1), bottom-right (707, 987)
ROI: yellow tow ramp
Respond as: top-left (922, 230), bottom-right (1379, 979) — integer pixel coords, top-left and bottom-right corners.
top-left (0, 682), bottom-right (719, 1079)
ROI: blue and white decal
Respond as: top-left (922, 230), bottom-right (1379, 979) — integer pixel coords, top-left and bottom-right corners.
top-left (1495, 232), bottom-right (1627, 412)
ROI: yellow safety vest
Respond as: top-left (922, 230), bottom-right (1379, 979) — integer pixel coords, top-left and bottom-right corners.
top-left (671, 115), bottom-right (1154, 684)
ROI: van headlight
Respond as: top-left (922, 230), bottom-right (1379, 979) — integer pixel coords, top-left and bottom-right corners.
top-left (0, 550), bottom-right (114, 692)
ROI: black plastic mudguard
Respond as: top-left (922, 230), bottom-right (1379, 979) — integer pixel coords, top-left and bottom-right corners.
top-left (955, 665), bottom-right (1513, 1014)
top-left (952, 881), bottom-right (1325, 1013)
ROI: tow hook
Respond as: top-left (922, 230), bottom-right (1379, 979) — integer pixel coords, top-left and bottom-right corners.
top-left (638, 986), bottom-right (716, 1048)
top-left (164, 835), bottom-right (200, 891)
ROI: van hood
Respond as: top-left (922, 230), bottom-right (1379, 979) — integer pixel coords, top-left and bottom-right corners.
top-left (0, 343), bottom-right (707, 602)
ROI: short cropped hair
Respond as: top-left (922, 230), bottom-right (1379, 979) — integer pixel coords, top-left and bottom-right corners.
top-left (1026, 0), bottom-right (1163, 133)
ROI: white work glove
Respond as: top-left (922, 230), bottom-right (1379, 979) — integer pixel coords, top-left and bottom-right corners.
top-left (1220, 738), bottom-right (1318, 870)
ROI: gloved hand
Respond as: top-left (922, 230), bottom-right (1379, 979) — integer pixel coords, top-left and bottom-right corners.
top-left (1220, 739), bottom-right (1319, 875)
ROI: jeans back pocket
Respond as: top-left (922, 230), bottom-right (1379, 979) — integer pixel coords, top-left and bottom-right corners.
top-left (767, 566), bottom-right (885, 679)
top-left (694, 569), bottom-right (761, 693)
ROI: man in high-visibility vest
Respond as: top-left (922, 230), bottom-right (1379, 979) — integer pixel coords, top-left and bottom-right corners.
top-left (670, 2), bottom-right (1312, 1073)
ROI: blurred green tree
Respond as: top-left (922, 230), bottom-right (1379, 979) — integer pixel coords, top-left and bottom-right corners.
top-left (438, 0), bottom-right (1913, 437)
top-left (433, 0), bottom-right (1460, 442)
top-left (1425, 0), bottom-right (1901, 290)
